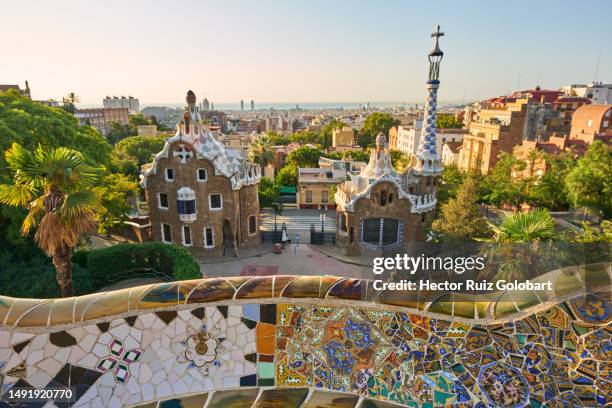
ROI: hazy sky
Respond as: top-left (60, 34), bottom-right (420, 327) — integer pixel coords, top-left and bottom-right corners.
top-left (2, 0), bottom-right (611, 105)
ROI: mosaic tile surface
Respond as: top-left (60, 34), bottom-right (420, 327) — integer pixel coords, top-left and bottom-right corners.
top-left (0, 281), bottom-right (609, 407)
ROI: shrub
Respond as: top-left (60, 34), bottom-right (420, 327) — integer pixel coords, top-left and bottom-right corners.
top-left (0, 251), bottom-right (93, 298)
top-left (85, 242), bottom-right (201, 288)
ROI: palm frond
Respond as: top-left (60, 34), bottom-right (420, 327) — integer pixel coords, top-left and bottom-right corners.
top-left (58, 190), bottom-right (101, 219)
top-left (4, 143), bottom-right (38, 181)
top-left (0, 183), bottom-right (36, 207)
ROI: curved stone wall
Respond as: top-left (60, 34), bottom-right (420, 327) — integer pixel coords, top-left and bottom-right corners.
top-left (0, 269), bottom-right (609, 407)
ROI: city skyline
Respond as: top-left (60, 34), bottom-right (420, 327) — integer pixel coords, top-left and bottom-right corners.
top-left (2, 0), bottom-right (611, 105)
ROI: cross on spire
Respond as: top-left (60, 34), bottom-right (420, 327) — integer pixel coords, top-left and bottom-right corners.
top-left (431, 25), bottom-right (444, 40)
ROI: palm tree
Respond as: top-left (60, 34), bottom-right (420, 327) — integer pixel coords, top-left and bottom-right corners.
top-left (0, 143), bottom-right (101, 297)
top-left (488, 209), bottom-right (556, 243)
top-left (484, 209), bottom-right (561, 282)
top-left (249, 138), bottom-right (275, 170)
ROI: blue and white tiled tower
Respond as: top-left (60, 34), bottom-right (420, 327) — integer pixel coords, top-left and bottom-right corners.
top-left (414, 25), bottom-right (445, 176)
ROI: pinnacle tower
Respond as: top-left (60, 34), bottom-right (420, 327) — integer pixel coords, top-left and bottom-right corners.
top-left (414, 25), bottom-right (445, 176)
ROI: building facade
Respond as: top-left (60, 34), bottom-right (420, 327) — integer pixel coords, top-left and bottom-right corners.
top-left (562, 82), bottom-right (612, 105)
top-left (334, 27), bottom-right (444, 255)
top-left (74, 108), bottom-right (129, 137)
top-left (0, 81), bottom-right (31, 99)
top-left (103, 95), bottom-right (140, 113)
top-left (570, 104), bottom-right (612, 142)
top-left (141, 91), bottom-right (261, 254)
top-left (458, 101), bottom-right (528, 174)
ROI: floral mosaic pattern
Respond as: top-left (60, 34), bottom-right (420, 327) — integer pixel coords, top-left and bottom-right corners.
top-left (0, 290), bottom-right (608, 407)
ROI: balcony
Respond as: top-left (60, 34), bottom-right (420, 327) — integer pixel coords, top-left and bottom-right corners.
top-left (179, 213), bottom-right (197, 223)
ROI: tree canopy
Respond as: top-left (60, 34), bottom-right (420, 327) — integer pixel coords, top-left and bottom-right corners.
top-left (0, 90), bottom-right (112, 175)
top-left (359, 113), bottom-right (400, 148)
top-left (286, 146), bottom-right (324, 168)
top-left (565, 141), bottom-right (611, 218)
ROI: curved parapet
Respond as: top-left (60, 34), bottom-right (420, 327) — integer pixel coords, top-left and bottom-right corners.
top-left (0, 264), bottom-right (609, 407)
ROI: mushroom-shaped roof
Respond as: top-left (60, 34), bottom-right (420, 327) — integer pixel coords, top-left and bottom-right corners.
top-left (186, 90), bottom-right (196, 104)
top-left (375, 132), bottom-right (387, 147)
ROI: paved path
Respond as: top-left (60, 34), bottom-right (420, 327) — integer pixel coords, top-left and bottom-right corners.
top-left (260, 208), bottom-right (336, 231)
top-left (200, 243), bottom-right (368, 279)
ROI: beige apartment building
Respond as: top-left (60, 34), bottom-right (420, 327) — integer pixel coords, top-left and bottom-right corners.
top-left (296, 168), bottom-right (341, 209)
top-left (330, 126), bottom-right (360, 152)
top-left (458, 100), bottom-right (528, 173)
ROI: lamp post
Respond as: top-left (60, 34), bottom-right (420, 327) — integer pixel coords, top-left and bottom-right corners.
top-left (318, 204), bottom-right (327, 234)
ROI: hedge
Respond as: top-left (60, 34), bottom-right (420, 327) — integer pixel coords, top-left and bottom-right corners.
top-left (83, 242), bottom-right (201, 288)
top-left (0, 251), bottom-right (93, 298)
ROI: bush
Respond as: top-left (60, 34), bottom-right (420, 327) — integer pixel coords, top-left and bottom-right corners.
top-left (0, 251), bottom-right (93, 298)
top-left (85, 242), bottom-right (201, 287)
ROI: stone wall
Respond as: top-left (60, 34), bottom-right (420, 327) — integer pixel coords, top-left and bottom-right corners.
top-left (146, 141), bottom-right (260, 254)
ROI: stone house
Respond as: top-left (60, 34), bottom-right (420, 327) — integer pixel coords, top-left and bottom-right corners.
top-left (141, 91), bottom-right (261, 255)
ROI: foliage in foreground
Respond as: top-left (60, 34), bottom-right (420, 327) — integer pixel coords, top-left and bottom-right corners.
top-left (82, 242), bottom-right (201, 288)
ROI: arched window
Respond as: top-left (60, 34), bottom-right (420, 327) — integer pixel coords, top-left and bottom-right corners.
top-left (388, 193), bottom-right (393, 203)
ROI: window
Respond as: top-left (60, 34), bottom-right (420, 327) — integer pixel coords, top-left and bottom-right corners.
top-left (322, 191), bottom-right (328, 203)
top-left (197, 168), bottom-right (207, 181)
top-left (587, 119), bottom-right (593, 127)
top-left (209, 194), bottom-right (222, 210)
top-left (380, 190), bottom-right (387, 206)
top-left (204, 227), bottom-right (214, 247)
top-left (339, 213), bottom-right (347, 232)
top-left (158, 193), bottom-right (169, 209)
top-left (388, 193), bottom-right (393, 204)
top-left (361, 218), bottom-right (401, 247)
top-left (165, 168), bottom-right (174, 181)
top-left (161, 223), bottom-right (172, 243)
top-left (305, 191), bottom-right (312, 203)
top-left (177, 187), bottom-right (196, 221)
top-left (248, 215), bottom-right (257, 234)
top-left (182, 225), bottom-right (192, 246)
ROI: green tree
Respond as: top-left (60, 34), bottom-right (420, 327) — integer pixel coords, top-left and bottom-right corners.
top-left (112, 135), bottom-right (166, 177)
top-left (61, 92), bottom-right (80, 114)
top-left (484, 209), bottom-right (563, 282)
top-left (265, 132), bottom-right (291, 146)
top-left (482, 153), bottom-right (527, 207)
top-left (436, 113), bottom-right (462, 129)
top-left (107, 122), bottom-right (131, 145)
top-left (286, 146), bottom-right (324, 168)
top-left (0, 143), bottom-right (101, 297)
top-left (390, 150), bottom-right (411, 172)
top-left (437, 163), bottom-right (465, 204)
top-left (526, 153), bottom-right (573, 210)
top-left (432, 174), bottom-right (488, 240)
top-left (249, 138), bottom-right (276, 169)
top-left (0, 91), bottom-right (112, 254)
top-left (95, 173), bottom-right (138, 234)
top-left (565, 141), bottom-right (612, 218)
top-left (362, 112), bottom-right (400, 137)
top-left (290, 130), bottom-right (320, 145)
top-left (275, 164), bottom-right (298, 187)
top-left (346, 149), bottom-right (370, 162)
top-left (258, 177), bottom-right (279, 208)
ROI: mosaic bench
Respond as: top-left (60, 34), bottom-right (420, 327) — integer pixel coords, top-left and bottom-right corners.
top-left (0, 265), bottom-right (610, 407)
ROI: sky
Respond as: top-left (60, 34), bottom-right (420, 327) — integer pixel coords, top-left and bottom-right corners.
top-left (2, 0), bottom-right (611, 106)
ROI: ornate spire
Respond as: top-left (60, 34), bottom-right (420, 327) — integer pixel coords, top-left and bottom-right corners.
top-left (413, 25), bottom-right (445, 176)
